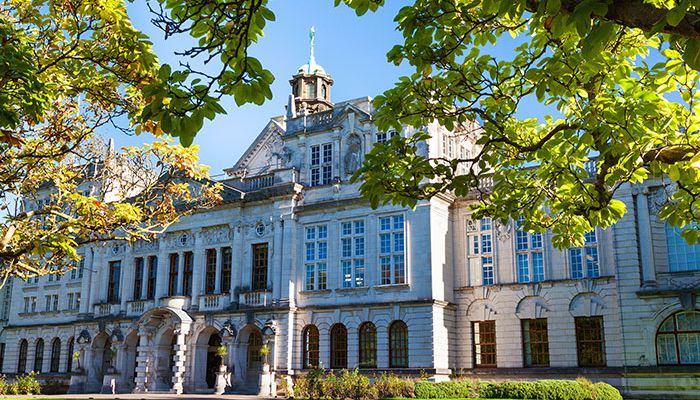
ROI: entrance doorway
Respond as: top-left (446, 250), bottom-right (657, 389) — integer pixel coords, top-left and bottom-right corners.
top-left (205, 333), bottom-right (222, 389)
top-left (245, 330), bottom-right (262, 383)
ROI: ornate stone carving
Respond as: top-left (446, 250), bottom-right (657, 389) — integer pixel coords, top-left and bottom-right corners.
top-left (164, 232), bottom-right (193, 249)
top-left (133, 239), bottom-right (159, 254)
top-left (648, 184), bottom-right (676, 215)
top-left (495, 220), bottom-right (512, 241)
top-left (200, 226), bottom-right (231, 245)
top-left (343, 134), bottom-right (362, 176)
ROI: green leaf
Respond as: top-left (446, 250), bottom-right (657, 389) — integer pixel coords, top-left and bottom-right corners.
top-left (667, 0), bottom-right (689, 27)
top-left (683, 39), bottom-right (700, 70)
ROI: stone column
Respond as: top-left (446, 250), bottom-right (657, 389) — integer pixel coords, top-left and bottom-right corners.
top-left (141, 257), bottom-right (149, 300)
top-left (81, 247), bottom-right (95, 314)
top-left (376, 326), bottom-right (389, 369)
top-left (133, 329), bottom-right (152, 393)
top-left (635, 185), bottom-right (657, 287)
top-left (155, 241), bottom-right (169, 300)
top-left (231, 226), bottom-right (244, 303)
top-left (191, 229), bottom-right (203, 305)
top-left (347, 328), bottom-right (359, 369)
top-left (215, 247), bottom-right (222, 294)
top-left (121, 246), bottom-right (133, 310)
top-left (272, 218), bottom-right (283, 300)
top-left (176, 251), bottom-right (184, 296)
top-left (170, 328), bottom-right (188, 395)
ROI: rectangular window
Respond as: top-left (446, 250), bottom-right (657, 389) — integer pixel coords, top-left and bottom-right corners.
top-left (183, 251), bottom-right (194, 297)
top-left (45, 295), bottom-right (51, 311)
top-left (570, 230), bottom-right (599, 278)
top-left (23, 297), bottom-right (29, 313)
top-left (305, 225), bottom-right (328, 290)
top-left (522, 319), bottom-right (549, 367)
top-left (468, 218), bottom-right (495, 285)
top-left (666, 223), bottom-right (700, 272)
top-left (31, 296), bottom-right (36, 313)
top-left (205, 249), bottom-right (217, 294)
top-left (473, 320), bottom-right (497, 367)
top-left (310, 143), bottom-right (333, 186)
top-left (107, 260), bottom-right (121, 303)
top-left (575, 316), bottom-right (606, 367)
top-left (147, 256), bottom-right (157, 299)
top-left (75, 292), bottom-right (81, 310)
top-left (221, 247), bottom-right (232, 294)
top-left (516, 217), bottom-right (545, 283)
top-left (252, 243), bottom-right (268, 291)
top-left (168, 253), bottom-right (178, 296)
top-left (0, 342), bottom-right (5, 373)
top-left (133, 257), bottom-right (144, 300)
top-left (341, 220), bottom-right (365, 288)
top-left (68, 293), bottom-right (74, 310)
top-left (379, 215), bottom-right (406, 285)
top-left (52, 294), bottom-right (58, 311)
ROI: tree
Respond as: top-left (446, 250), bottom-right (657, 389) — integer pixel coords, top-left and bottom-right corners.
top-left (349, 0), bottom-right (700, 247)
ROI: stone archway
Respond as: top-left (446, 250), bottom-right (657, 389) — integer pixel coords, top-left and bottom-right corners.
top-left (87, 333), bottom-right (112, 392)
top-left (232, 324), bottom-right (263, 390)
top-left (191, 326), bottom-right (223, 392)
top-left (119, 330), bottom-right (139, 392)
top-left (133, 307), bottom-right (192, 394)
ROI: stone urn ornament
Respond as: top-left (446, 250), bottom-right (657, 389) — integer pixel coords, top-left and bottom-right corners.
top-left (214, 345), bottom-right (230, 395)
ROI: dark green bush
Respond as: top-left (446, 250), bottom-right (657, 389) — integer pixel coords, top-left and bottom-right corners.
top-left (414, 380), bottom-right (478, 399)
top-left (16, 372), bottom-right (41, 395)
top-left (294, 369), bottom-right (378, 400)
top-left (478, 379), bottom-right (622, 400)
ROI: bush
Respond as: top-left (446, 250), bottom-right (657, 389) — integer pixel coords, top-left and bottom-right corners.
top-left (478, 379), bottom-right (622, 400)
top-left (16, 372), bottom-right (41, 395)
top-left (294, 369), bottom-right (379, 400)
top-left (375, 373), bottom-right (415, 398)
top-left (414, 380), bottom-right (479, 399)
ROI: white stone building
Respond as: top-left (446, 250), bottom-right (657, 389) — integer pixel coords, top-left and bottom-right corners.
top-left (0, 46), bottom-right (699, 399)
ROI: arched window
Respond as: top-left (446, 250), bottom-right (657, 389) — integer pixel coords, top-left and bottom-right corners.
top-left (67, 337), bottom-right (74, 372)
top-left (302, 325), bottom-right (319, 368)
top-left (34, 338), bottom-right (44, 373)
top-left (358, 322), bottom-right (377, 368)
top-left (50, 338), bottom-right (61, 372)
top-left (247, 330), bottom-right (262, 369)
top-left (330, 324), bottom-right (347, 369)
top-left (321, 85), bottom-right (327, 99)
top-left (17, 339), bottom-right (27, 373)
top-left (657, 311), bottom-right (700, 365)
top-left (389, 321), bottom-right (408, 368)
top-left (306, 81), bottom-right (316, 98)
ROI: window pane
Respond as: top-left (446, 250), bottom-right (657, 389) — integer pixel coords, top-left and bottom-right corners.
top-left (657, 334), bottom-right (679, 364)
top-left (318, 242), bottom-right (327, 260)
top-left (380, 217), bottom-right (391, 231)
top-left (342, 261), bottom-right (352, 288)
top-left (341, 222), bottom-right (352, 236)
top-left (341, 238), bottom-right (352, 258)
top-left (666, 224), bottom-right (700, 272)
top-left (532, 252), bottom-right (545, 282)
top-left (354, 221), bottom-right (365, 234)
top-left (481, 234), bottom-right (492, 253)
top-left (380, 234), bottom-right (391, 254)
top-left (678, 333), bottom-right (700, 364)
top-left (517, 253), bottom-right (529, 283)
top-left (355, 237), bottom-right (365, 256)
top-left (570, 248), bottom-right (583, 279)
top-left (575, 316), bottom-right (606, 367)
top-left (474, 320), bottom-right (496, 367)
top-left (355, 259), bottom-right (365, 287)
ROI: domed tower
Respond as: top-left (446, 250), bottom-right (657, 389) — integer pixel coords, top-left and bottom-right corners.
top-left (287, 27), bottom-right (334, 119)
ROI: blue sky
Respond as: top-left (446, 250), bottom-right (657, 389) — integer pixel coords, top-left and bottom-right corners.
top-left (118, 0), bottom-right (413, 177)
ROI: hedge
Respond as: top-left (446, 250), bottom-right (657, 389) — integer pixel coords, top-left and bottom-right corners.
top-left (414, 378), bottom-right (622, 400)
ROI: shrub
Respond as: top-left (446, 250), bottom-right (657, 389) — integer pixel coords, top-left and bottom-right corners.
top-left (294, 368), bottom-right (325, 399)
top-left (375, 373), bottom-right (415, 398)
top-left (294, 369), bottom-right (379, 400)
top-left (0, 376), bottom-right (6, 395)
top-left (7, 382), bottom-right (20, 395)
top-left (477, 379), bottom-right (622, 400)
top-left (414, 380), bottom-right (479, 399)
top-left (16, 372), bottom-right (41, 395)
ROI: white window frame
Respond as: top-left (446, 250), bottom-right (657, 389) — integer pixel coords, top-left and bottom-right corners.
top-left (341, 220), bottom-right (366, 288)
top-left (310, 143), bottom-right (333, 186)
top-left (378, 214), bottom-right (406, 286)
top-left (569, 230), bottom-right (600, 278)
top-left (467, 217), bottom-right (495, 285)
top-left (515, 217), bottom-right (545, 283)
top-left (304, 225), bottom-right (328, 290)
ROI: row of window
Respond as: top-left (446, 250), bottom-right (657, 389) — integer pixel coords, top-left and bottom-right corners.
top-left (15, 337), bottom-right (75, 374)
top-left (22, 292), bottom-right (81, 314)
top-left (106, 244), bottom-right (269, 303)
top-left (302, 320), bottom-right (409, 369)
top-left (304, 215), bottom-right (406, 291)
top-left (24, 260), bottom-right (83, 286)
top-left (473, 317), bottom-right (607, 368)
top-left (468, 218), bottom-right (600, 285)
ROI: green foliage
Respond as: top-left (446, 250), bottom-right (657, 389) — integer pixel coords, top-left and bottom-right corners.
top-left (10, 372), bottom-right (42, 395)
top-left (349, 0), bottom-right (700, 248)
top-left (414, 380), bottom-right (479, 399)
top-left (375, 373), bottom-right (416, 399)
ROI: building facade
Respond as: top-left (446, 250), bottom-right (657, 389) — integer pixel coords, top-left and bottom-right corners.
top-left (0, 51), bottom-right (699, 398)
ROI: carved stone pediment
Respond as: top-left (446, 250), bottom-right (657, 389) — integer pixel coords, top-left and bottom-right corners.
top-left (200, 226), bottom-right (232, 245)
top-left (133, 239), bottom-right (159, 254)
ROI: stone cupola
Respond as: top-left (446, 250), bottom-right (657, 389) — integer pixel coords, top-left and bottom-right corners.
top-left (287, 26), bottom-right (334, 119)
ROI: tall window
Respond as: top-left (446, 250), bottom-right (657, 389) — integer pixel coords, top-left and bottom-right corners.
top-left (330, 324), bottom-right (348, 369)
top-left (247, 331), bottom-right (262, 369)
top-left (666, 224), bottom-right (700, 272)
top-left (147, 256), bottom-right (157, 299)
top-left (67, 337), bottom-right (74, 372)
top-left (107, 261), bottom-right (121, 303)
top-left (515, 217), bottom-right (545, 283)
top-left (252, 243), bottom-right (268, 291)
top-left (341, 220), bottom-right (365, 288)
top-left (470, 218), bottom-right (494, 285)
top-left (522, 319), bottom-right (549, 367)
top-left (359, 322), bottom-right (377, 368)
top-left (0, 342), bottom-right (4, 373)
top-left (183, 251), bottom-right (193, 296)
top-left (379, 215), bottom-right (406, 285)
top-left (133, 257), bottom-right (144, 300)
top-left (17, 339), bottom-right (27, 373)
top-left (168, 253), bottom-right (178, 296)
top-left (70, 258), bottom-right (84, 280)
top-left (302, 325), bottom-right (320, 368)
top-left (310, 143), bottom-right (333, 186)
top-left (570, 231), bottom-right (599, 278)
top-left (305, 225), bottom-right (328, 291)
top-left (205, 249), bottom-right (217, 294)
top-left (34, 338), bottom-right (44, 373)
top-left (473, 320), bottom-right (496, 367)
top-left (221, 247), bottom-right (232, 294)
top-left (50, 338), bottom-right (61, 372)
top-left (376, 131), bottom-right (397, 143)
top-left (575, 316), bottom-right (606, 367)
top-left (389, 320), bottom-right (408, 368)
top-left (656, 311), bottom-right (700, 365)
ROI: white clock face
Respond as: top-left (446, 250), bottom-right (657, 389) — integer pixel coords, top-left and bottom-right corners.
top-left (255, 223), bottom-right (265, 237)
